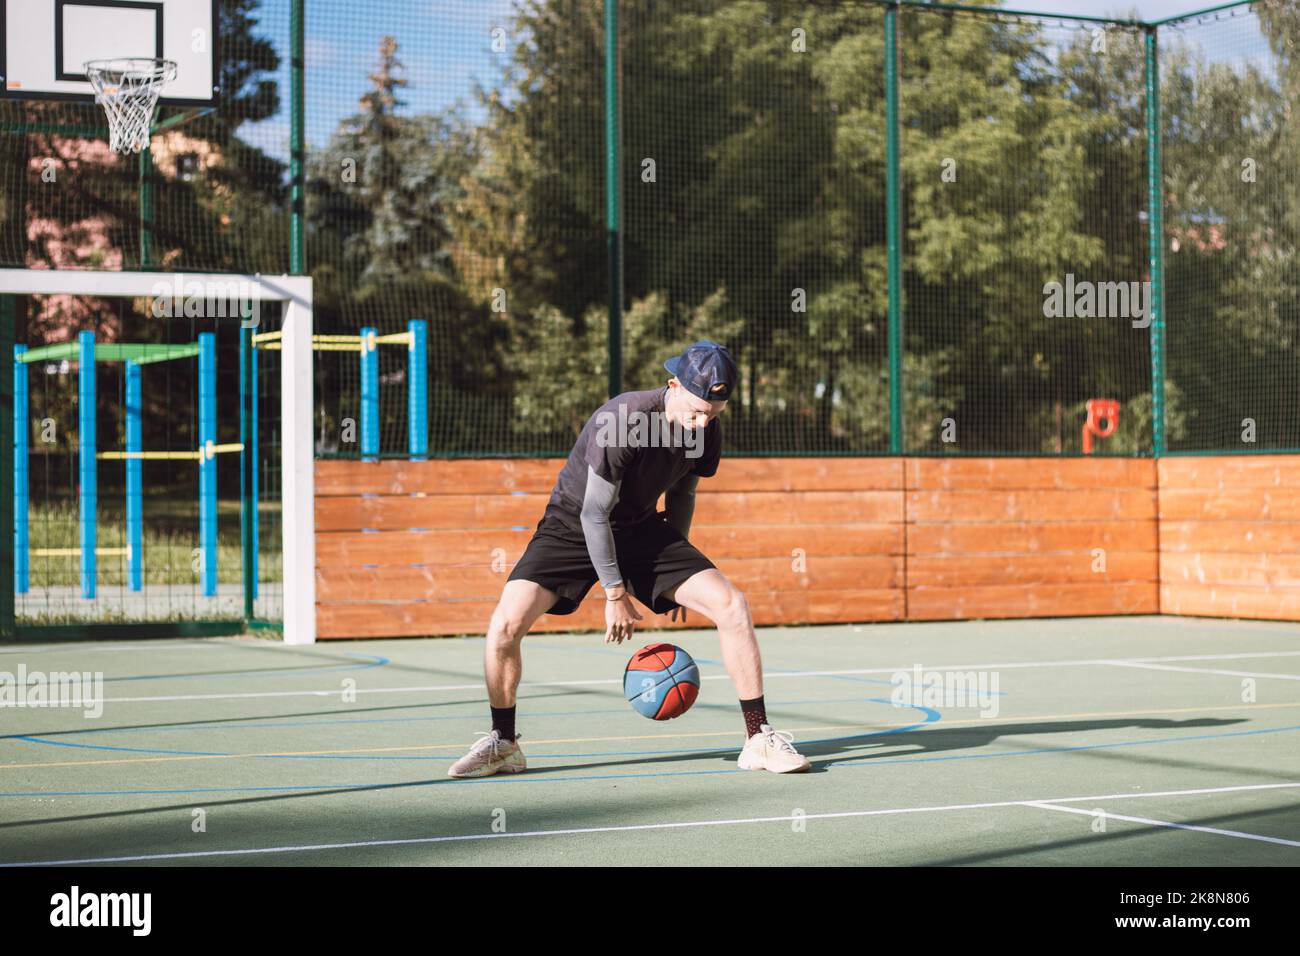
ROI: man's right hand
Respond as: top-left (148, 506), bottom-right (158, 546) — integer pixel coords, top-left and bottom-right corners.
top-left (604, 594), bottom-right (643, 644)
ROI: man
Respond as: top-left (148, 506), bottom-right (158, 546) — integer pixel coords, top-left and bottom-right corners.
top-left (449, 341), bottom-right (811, 777)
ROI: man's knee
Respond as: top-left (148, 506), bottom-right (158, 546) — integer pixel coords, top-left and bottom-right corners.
top-left (487, 600), bottom-right (530, 646)
top-left (716, 585), bottom-right (751, 631)
top-left (488, 581), bottom-right (555, 645)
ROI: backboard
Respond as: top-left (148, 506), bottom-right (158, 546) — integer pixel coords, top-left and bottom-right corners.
top-left (1, 0), bottom-right (217, 105)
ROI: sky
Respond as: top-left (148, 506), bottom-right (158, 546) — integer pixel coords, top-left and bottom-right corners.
top-left (1009, 0), bottom-right (1229, 17)
top-left (234, 0), bottom-right (1264, 164)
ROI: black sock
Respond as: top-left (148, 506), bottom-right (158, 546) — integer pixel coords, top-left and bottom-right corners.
top-left (491, 705), bottom-right (516, 742)
top-left (740, 696), bottom-right (767, 738)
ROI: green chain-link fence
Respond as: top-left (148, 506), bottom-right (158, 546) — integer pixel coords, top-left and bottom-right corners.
top-left (2, 0), bottom-right (1294, 457)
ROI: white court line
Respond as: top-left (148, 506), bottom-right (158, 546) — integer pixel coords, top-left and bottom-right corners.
top-left (98, 678), bottom-right (618, 703)
top-left (3, 781), bottom-right (1298, 867)
top-left (1104, 660), bottom-right (1300, 681)
top-left (0, 640), bottom-right (352, 657)
top-left (1026, 802), bottom-right (1300, 848)
top-left (87, 650), bottom-right (1300, 704)
top-left (0, 643), bottom-right (219, 655)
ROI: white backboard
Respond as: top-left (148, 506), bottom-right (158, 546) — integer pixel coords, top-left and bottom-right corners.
top-left (2, 0), bottom-right (217, 105)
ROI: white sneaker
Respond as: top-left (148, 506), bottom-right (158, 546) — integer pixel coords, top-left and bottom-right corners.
top-left (448, 730), bottom-right (527, 778)
top-left (737, 723), bottom-right (812, 774)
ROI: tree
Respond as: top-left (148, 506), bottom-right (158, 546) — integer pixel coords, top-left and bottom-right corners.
top-left (308, 36), bottom-right (507, 455)
top-left (1161, 3), bottom-right (1298, 448)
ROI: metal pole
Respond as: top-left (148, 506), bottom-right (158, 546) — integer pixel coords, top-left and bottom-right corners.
top-left (240, 328), bottom-right (256, 618)
top-left (408, 319), bottom-right (428, 460)
top-left (139, 147), bottom-right (154, 266)
top-left (1148, 0), bottom-right (1254, 28)
top-left (1144, 27), bottom-right (1167, 457)
top-left (605, 0), bottom-right (622, 398)
top-left (125, 360), bottom-right (142, 591)
top-left (885, 4), bottom-right (904, 454)
top-left (888, 0), bottom-right (1140, 26)
top-left (78, 331), bottom-right (96, 600)
top-left (3, 312), bottom-right (17, 634)
top-left (281, 281), bottom-right (317, 644)
top-left (13, 345), bottom-right (27, 596)
top-left (251, 332), bottom-right (259, 603)
top-left (198, 332), bottom-right (217, 596)
top-left (360, 328), bottom-right (379, 461)
top-left (290, 0), bottom-right (306, 274)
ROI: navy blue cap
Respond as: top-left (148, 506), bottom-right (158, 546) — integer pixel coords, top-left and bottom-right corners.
top-left (664, 341), bottom-right (738, 402)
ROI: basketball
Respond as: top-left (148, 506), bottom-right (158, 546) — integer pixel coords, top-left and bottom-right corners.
top-left (624, 643), bottom-right (701, 720)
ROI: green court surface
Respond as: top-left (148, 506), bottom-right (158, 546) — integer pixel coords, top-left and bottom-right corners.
top-left (2, 615), bottom-right (1299, 867)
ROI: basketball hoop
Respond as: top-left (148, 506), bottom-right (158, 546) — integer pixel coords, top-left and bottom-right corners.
top-left (84, 58), bottom-right (178, 154)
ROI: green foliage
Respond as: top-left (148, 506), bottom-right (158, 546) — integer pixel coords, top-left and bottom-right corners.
top-left (509, 288), bottom-right (742, 440)
top-left (5, 1), bottom-right (1291, 456)
top-left (1162, 5), bottom-right (1299, 449)
top-left (841, 349), bottom-right (960, 451)
top-left (302, 0), bottom-right (1295, 456)
top-left (1031, 382), bottom-right (1187, 455)
top-left (309, 38), bottom-right (476, 284)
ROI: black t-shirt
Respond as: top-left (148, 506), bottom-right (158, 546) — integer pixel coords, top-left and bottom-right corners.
top-left (545, 387), bottom-right (722, 531)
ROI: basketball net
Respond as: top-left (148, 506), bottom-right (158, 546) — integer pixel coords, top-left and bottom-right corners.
top-left (85, 58), bottom-right (178, 154)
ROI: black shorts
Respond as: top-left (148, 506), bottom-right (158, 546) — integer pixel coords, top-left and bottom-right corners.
top-left (507, 510), bottom-right (716, 615)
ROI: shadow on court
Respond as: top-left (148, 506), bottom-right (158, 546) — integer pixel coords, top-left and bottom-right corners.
top-left (798, 717), bottom-right (1247, 762)
top-left (0, 691), bottom-right (583, 743)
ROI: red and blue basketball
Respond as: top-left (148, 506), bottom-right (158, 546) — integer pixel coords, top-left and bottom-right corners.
top-left (624, 643), bottom-right (700, 720)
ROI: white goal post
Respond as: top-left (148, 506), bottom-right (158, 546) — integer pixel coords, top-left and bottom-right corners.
top-left (0, 268), bottom-right (316, 645)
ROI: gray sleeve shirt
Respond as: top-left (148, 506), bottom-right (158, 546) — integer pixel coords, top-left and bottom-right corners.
top-left (554, 389), bottom-right (722, 589)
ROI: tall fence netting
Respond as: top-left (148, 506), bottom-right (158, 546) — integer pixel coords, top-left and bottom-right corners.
top-left (2, 0), bottom-right (1294, 457)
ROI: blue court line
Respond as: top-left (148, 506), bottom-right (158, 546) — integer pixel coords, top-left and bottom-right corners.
top-left (0, 767), bottom-right (758, 796)
top-left (99, 652), bottom-right (390, 683)
top-left (16, 694), bottom-right (907, 737)
top-left (11, 737), bottom-right (226, 757)
top-left (0, 785), bottom-right (380, 797)
top-left (2, 720), bottom-right (1296, 797)
top-left (6, 700), bottom-right (939, 761)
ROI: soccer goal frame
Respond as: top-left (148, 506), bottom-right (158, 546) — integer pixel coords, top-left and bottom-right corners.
top-left (0, 269), bottom-right (316, 645)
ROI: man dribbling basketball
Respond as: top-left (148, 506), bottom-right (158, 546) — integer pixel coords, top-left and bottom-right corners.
top-left (448, 341), bottom-right (811, 777)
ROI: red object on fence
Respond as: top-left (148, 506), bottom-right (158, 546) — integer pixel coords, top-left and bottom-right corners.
top-left (1082, 399), bottom-right (1120, 454)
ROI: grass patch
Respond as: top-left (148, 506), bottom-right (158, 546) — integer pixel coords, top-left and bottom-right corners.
top-left (22, 501), bottom-right (280, 588)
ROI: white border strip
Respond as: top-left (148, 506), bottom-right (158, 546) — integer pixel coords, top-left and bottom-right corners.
top-left (280, 282), bottom-right (316, 645)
